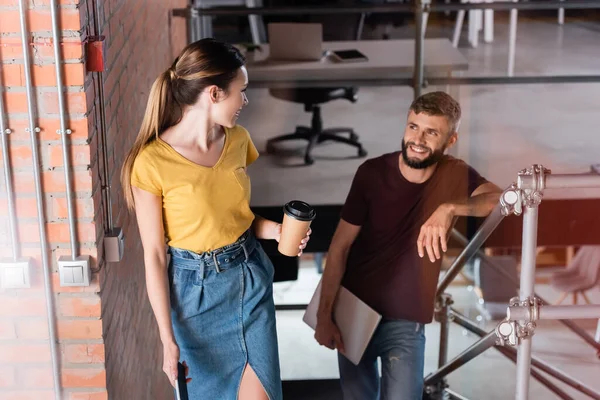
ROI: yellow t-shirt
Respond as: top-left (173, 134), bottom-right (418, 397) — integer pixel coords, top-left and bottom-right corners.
top-left (130, 125), bottom-right (259, 253)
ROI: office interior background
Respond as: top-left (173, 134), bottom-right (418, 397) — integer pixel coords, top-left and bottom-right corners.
top-left (0, 0), bottom-right (599, 399)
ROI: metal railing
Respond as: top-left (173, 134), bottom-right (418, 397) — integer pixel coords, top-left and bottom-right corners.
top-left (427, 166), bottom-right (600, 400)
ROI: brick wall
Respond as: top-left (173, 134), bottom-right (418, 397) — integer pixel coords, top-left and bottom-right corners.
top-left (0, 0), bottom-right (186, 399)
top-left (89, 0), bottom-right (187, 399)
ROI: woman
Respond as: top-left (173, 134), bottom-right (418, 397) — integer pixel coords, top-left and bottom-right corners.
top-left (121, 38), bottom-right (309, 400)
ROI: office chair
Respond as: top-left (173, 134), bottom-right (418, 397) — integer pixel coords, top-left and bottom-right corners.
top-left (265, 87), bottom-right (367, 165)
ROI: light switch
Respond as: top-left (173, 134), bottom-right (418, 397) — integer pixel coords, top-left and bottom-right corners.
top-left (58, 255), bottom-right (91, 287)
top-left (63, 268), bottom-right (74, 284)
top-left (0, 259), bottom-right (31, 289)
top-left (72, 266), bottom-right (84, 284)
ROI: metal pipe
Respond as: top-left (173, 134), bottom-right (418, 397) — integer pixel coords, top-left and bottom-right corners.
top-left (425, 331), bottom-right (498, 384)
top-left (515, 206), bottom-right (539, 400)
top-left (18, 0), bottom-right (61, 398)
top-left (50, 0), bottom-right (78, 259)
top-left (436, 294), bottom-right (452, 368)
top-left (530, 359), bottom-right (600, 400)
top-left (249, 75), bottom-right (600, 90)
top-left (182, 4), bottom-right (414, 17)
top-left (445, 389), bottom-right (471, 400)
top-left (450, 230), bottom-right (600, 352)
top-left (429, 0), bottom-right (600, 12)
top-left (519, 174), bottom-right (600, 190)
top-left (249, 79), bottom-right (415, 90)
top-left (450, 310), bottom-right (574, 400)
top-left (509, 304), bottom-right (600, 321)
top-left (507, 3), bottom-right (518, 77)
top-left (437, 203), bottom-right (505, 295)
top-left (559, 318), bottom-right (600, 352)
top-left (0, 67), bottom-right (19, 261)
top-left (426, 75), bottom-right (600, 85)
top-left (175, 0), bottom-right (600, 17)
top-left (413, 0), bottom-right (425, 99)
top-left (91, 0), bottom-right (113, 232)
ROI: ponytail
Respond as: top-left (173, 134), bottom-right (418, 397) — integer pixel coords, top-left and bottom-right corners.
top-left (121, 70), bottom-right (180, 210)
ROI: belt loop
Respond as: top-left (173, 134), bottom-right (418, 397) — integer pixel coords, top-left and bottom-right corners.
top-left (213, 253), bottom-right (221, 273)
top-left (242, 242), bottom-right (249, 262)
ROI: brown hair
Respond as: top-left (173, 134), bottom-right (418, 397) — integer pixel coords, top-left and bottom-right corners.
top-left (121, 39), bottom-right (245, 210)
top-left (409, 91), bottom-right (461, 135)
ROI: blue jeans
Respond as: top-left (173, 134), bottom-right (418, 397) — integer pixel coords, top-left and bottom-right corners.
top-left (338, 318), bottom-right (426, 400)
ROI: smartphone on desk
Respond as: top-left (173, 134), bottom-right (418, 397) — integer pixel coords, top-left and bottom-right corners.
top-left (175, 362), bottom-right (189, 400)
top-left (328, 49), bottom-right (369, 63)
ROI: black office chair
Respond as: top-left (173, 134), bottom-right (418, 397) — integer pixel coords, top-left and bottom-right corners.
top-left (265, 87), bottom-right (367, 165)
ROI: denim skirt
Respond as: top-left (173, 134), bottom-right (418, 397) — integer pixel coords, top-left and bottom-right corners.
top-left (168, 230), bottom-right (282, 400)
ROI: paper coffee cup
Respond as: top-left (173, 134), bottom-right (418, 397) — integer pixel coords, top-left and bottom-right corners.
top-left (278, 200), bottom-right (316, 257)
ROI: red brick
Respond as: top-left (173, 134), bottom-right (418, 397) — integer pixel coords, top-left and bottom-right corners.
top-left (39, 91), bottom-right (87, 115)
top-left (0, 295), bottom-right (47, 317)
top-left (21, 366), bottom-right (54, 388)
top-left (0, 319), bottom-right (17, 339)
top-left (0, 144), bottom-right (32, 168)
top-left (0, 366), bottom-right (16, 388)
top-left (62, 343), bottom-right (105, 364)
top-left (0, 63), bottom-right (85, 87)
top-left (0, 197), bottom-right (39, 220)
top-left (17, 222), bottom-right (41, 244)
top-left (0, 390), bottom-right (55, 400)
top-left (51, 271), bottom-right (100, 294)
top-left (44, 169), bottom-right (93, 193)
top-left (58, 295), bottom-right (101, 318)
top-left (2, 91), bottom-right (28, 114)
top-left (0, 37), bottom-right (83, 62)
top-left (52, 197), bottom-right (94, 220)
top-left (15, 318), bottom-right (50, 340)
top-left (44, 221), bottom-right (96, 243)
top-left (67, 390), bottom-right (109, 400)
top-left (48, 143), bottom-right (91, 168)
top-left (61, 368), bottom-right (106, 388)
top-left (57, 319), bottom-right (102, 340)
top-left (0, 344), bottom-right (52, 363)
top-left (0, 8), bottom-right (81, 33)
top-left (0, 0), bottom-right (79, 4)
top-left (2, 117), bottom-right (89, 141)
top-left (15, 197), bottom-right (39, 219)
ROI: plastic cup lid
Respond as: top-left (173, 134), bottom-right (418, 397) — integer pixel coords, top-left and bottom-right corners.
top-left (284, 200), bottom-right (316, 221)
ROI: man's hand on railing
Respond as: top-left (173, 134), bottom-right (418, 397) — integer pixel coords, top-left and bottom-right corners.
top-left (417, 203), bottom-right (455, 263)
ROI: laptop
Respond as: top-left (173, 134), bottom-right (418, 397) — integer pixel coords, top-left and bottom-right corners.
top-left (267, 23), bottom-right (324, 61)
top-left (303, 279), bottom-right (382, 365)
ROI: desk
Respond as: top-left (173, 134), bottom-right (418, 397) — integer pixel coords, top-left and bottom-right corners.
top-left (244, 39), bottom-right (469, 89)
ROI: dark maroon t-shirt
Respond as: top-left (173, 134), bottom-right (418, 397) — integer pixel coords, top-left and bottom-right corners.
top-left (340, 151), bottom-right (489, 324)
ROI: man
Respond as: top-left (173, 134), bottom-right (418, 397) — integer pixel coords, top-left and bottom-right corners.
top-left (314, 91), bottom-right (501, 400)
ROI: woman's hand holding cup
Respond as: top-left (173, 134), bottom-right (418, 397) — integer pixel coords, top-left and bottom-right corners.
top-left (277, 201), bottom-right (316, 257)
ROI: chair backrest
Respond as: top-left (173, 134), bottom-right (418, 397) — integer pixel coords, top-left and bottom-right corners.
top-left (570, 246), bottom-right (600, 285)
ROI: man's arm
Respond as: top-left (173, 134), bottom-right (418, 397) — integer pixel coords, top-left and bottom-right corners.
top-left (417, 182), bottom-right (502, 262)
top-left (443, 182), bottom-right (503, 217)
top-left (315, 219), bottom-right (361, 351)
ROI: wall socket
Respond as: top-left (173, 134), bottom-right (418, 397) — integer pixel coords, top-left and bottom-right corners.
top-left (58, 255), bottom-right (91, 287)
top-left (0, 258), bottom-right (32, 289)
top-left (104, 227), bottom-right (124, 263)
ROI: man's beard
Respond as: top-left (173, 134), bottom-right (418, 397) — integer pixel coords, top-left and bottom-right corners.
top-left (401, 139), bottom-right (445, 169)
